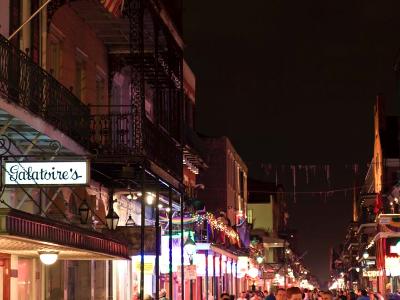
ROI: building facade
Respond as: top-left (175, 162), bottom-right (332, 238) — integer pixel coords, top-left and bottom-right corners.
top-left (197, 136), bottom-right (248, 226)
top-left (330, 96), bottom-right (400, 295)
top-left (0, 0), bottom-right (206, 299)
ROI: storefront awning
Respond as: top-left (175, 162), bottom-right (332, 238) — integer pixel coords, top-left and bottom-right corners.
top-left (0, 208), bottom-right (129, 260)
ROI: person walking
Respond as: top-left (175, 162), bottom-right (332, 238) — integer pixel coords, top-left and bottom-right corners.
top-left (266, 290), bottom-right (276, 300)
top-left (238, 292), bottom-right (247, 300)
top-left (159, 289), bottom-right (168, 300)
top-left (286, 287), bottom-right (303, 300)
top-left (356, 290), bottom-right (370, 300)
top-left (276, 288), bottom-right (286, 300)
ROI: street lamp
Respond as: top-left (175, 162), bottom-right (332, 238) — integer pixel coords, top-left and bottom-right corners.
top-left (184, 232), bottom-right (196, 262)
top-left (106, 188), bottom-right (119, 230)
top-left (106, 209), bottom-right (119, 230)
top-left (256, 255), bottom-right (264, 264)
top-left (184, 232), bottom-right (196, 300)
top-left (146, 192), bottom-right (155, 205)
top-left (79, 199), bottom-right (90, 224)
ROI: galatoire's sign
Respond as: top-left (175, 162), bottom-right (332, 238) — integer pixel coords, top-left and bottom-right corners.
top-left (3, 161), bottom-right (89, 186)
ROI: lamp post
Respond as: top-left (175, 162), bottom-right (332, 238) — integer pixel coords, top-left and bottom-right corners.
top-left (184, 232), bottom-right (196, 300)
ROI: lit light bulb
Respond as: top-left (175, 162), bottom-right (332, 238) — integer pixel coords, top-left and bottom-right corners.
top-left (137, 192), bottom-right (142, 197)
top-left (39, 251), bottom-right (59, 265)
top-left (158, 204), bottom-right (163, 209)
top-left (166, 207), bottom-right (171, 212)
top-left (146, 194), bottom-right (154, 205)
top-left (127, 194), bottom-right (133, 200)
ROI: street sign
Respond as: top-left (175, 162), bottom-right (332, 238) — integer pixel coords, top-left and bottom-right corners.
top-left (185, 265), bottom-right (197, 280)
top-left (176, 265), bottom-right (197, 282)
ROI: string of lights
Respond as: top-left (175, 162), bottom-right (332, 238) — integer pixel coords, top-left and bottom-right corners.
top-left (192, 212), bottom-right (240, 242)
top-left (197, 180), bottom-right (397, 196)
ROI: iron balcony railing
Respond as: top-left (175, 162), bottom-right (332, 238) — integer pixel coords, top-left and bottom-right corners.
top-left (0, 208), bottom-right (129, 259)
top-left (143, 118), bottom-right (182, 179)
top-left (0, 34), bottom-right (90, 146)
top-left (90, 114), bottom-right (182, 179)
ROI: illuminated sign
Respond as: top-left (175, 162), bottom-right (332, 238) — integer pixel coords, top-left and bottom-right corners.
top-left (385, 256), bottom-right (400, 276)
top-left (362, 270), bottom-right (383, 277)
top-left (3, 161), bottom-right (89, 186)
top-left (237, 256), bottom-right (249, 278)
top-left (390, 241), bottom-right (400, 255)
top-left (132, 255), bottom-right (155, 275)
top-left (247, 267), bottom-right (259, 279)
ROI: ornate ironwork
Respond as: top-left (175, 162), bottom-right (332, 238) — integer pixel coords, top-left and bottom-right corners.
top-left (2, 208), bottom-right (129, 258)
top-left (0, 135), bottom-right (11, 156)
top-left (90, 112), bottom-right (182, 179)
top-left (143, 118), bottom-right (182, 179)
top-left (0, 34), bottom-right (90, 147)
top-left (48, 140), bottom-right (62, 154)
top-left (90, 113), bottom-right (133, 154)
top-left (127, 0), bottom-right (145, 154)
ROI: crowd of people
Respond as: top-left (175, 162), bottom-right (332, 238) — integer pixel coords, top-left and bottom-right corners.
top-left (217, 287), bottom-right (394, 300)
top-left (139, 287), bottom-right (400, 300)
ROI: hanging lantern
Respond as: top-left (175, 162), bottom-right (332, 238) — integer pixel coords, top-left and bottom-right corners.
top-left (106, 209), bottom-right (119, 230)
top-left (125, 215), bottom-right (136, 226)
top-left (78, 200), bottom-right (90, 224)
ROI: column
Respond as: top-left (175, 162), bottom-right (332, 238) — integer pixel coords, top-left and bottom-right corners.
top-left (10, 255), bottom-right (18, 300)
top-left (205, 251), bottom-right (209, 300)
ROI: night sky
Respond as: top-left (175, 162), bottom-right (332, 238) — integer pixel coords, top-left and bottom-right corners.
top-left (183, 1), bottom-right (400, 285)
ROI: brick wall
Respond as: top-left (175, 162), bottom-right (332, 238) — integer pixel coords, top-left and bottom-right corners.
top-left (50, 6), bottom-right (108, 108)
top-left (197, 137), bottom-right (228, 215)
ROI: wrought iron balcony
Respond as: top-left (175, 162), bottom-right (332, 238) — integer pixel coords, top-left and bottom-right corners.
top-left (0, 34), bottom-right (90, 146)
top-left (0, 208), bottom-right (129, 259)
top-left (91, 114), bottom-right (182, 179)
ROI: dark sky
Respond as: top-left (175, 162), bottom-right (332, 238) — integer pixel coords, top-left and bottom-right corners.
top-left (183, 1), bottom-right (400, 284)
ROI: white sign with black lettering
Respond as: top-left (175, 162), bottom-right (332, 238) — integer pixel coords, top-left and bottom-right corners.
top-left (3, 161), bottom-right (89, 186)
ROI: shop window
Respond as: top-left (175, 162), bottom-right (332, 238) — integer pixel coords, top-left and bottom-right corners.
top-left (94, 261), bottom-right (106, 299)
top-left (46, 260), bottom-right (64, 300)
top-left (247, 209), bottom-right (253, 224)
top-left (67, 261), bottom-right (91, 300)
top-left (18, 258), bottom-right (33, 299)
